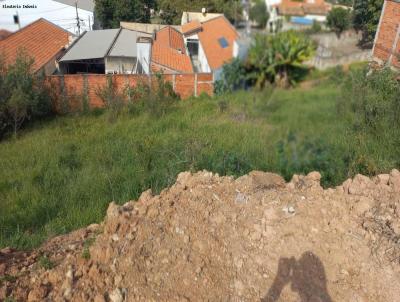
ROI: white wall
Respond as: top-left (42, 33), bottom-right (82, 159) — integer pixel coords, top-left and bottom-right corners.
top-left (233, 40), bottom-right (239, 58)
top-left (137, 41), bottom-right (151, 74)
top-left (265, 0), bottom-right (282, 10)
top-left (105, 57), bottom-right (137, 74)
top-left (304, 15), bottom-right (327, 22)
top-left (198, 40), bottom-right (211, 72)
top-left (184, 33), bottom-right (211, 73)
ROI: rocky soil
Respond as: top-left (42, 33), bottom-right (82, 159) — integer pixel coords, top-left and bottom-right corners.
top-left (1, 170), bottom-right (400, 302)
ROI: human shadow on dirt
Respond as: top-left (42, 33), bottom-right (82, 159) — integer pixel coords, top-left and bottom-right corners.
top-left (262, 251), bottom-right (332, 302)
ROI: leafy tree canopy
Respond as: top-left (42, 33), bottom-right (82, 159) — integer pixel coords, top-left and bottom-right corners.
top-left (95, 0), bottom-right (156, 29)
top-left (353, 0), bottom-right (384, 45)
top-left (249, 0), bottom-right (269, 29)
top-left (327, 7), bottom-right (351, 38)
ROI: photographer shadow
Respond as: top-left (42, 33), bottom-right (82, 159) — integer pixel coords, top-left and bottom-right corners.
top-left (262, 251), bottom-right (332, 302)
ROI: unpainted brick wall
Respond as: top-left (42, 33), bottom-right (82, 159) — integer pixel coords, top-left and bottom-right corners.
top-left (373, 0), bottom-right (400, 68)
top-left (47, 73), bottom-right (214, 112)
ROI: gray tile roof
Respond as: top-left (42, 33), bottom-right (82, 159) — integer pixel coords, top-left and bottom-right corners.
top-left (60, 29), bottom-right (120, 61)
top-left (108, 29), bottom-right (151, 58)
top-left (60, 28), bottom-right (152, 62)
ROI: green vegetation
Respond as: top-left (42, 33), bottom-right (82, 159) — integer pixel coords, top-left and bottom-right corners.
top-left (353, 0), bottom-right (384, 45)
top-left (1, 64), bottom-right (399, 252)
top-left (249, 0), bottom-right (269, 29)
top-left (38, 255), bottom-right (54, 270)
top-left (248, 31), bottom-right (315, 88)
top-left (82, 237), bottom-right (96, 260)
top-left (327, 7), bottom-right (351, 38)
top-left (157, 0), bottom-right (242, 25)
top-left (94, 0), bottom-right (155, 29)
top-left (0, 51), bottom-right (53, 139)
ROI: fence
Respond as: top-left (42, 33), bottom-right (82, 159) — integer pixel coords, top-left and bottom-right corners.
top-left (47, 73), bottom-right (214, 112)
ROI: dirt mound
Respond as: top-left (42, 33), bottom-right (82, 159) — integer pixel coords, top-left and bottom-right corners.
top-left (1, 170), bottom-right (400, 302)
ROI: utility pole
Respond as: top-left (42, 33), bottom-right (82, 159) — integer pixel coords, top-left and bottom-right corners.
top-left (75, 0), bottom-right (81, 35)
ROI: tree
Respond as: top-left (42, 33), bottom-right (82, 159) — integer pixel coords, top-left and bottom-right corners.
top-left (353, 0), bottom-right (384, 45)
top-left (326, 7), bottom-right (351, 38)
top-left (248, 31), bottom-right (315, 88)
top-left (7, 87), bottom-right (29, 137)
top-left (0, 50), bottom-right (52, 139)
top-left (158, 0), bottom-right (242, 25)
top-left (95, 0), bottom-right (155, 29)
top-left (249, 1), bottom-right (269, 29)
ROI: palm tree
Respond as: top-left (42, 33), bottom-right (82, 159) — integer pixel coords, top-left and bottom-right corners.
top-left (248, 31), bottom-right (315, 88)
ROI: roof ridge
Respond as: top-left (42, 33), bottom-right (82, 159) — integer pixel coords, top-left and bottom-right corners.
top-left (0, 18), bottom-right (72, 45)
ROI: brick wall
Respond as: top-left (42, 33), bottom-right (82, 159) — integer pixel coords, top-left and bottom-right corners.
top-left (373, 0), bottom-right (400, 69)
top-left (47, 73), bottom-right (214, 113)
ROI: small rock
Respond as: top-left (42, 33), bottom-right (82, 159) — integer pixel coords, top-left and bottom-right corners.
top-left (235, 192), bottom-right (248, 204)
top-left (109, 288), bottom-right (124, 302)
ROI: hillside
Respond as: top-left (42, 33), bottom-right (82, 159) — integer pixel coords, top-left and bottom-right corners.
top-left (1, 170), bottom-right (400, 301)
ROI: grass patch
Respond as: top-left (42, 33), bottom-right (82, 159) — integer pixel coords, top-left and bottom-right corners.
top-left (0, 76), bottom-right (395, 249)
top-left (82, 237), bottom-right (96, 260)
top-left (37, 255), bottom-right (54, 270)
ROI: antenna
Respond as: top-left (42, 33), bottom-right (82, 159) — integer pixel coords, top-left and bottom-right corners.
top-left (75, 0), bottom-right (81, 35)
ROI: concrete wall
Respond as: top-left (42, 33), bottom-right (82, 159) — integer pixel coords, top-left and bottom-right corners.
top-left (373, 0), bottom-right (400, 69)
top-left (105, 57), bottom-right (137, 74)
top-left (47, 73), bottom-right (214, 113)
top-left (307, 30), bottom-right (372, 69)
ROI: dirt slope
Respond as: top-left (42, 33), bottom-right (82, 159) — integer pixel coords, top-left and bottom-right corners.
top-left (1, 170), bottom-right (400, 302)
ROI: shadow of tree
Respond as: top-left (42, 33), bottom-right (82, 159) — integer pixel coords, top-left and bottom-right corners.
top-left (262, 251), bottom-right (332, 302)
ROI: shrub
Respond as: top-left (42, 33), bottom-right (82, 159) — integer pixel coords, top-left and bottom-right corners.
top-left (214, 58), bottom-right (248, 95)
top-left (0, 51), bottom-right (53, 139)
top-left (338, 67), bottom-right (400, 134)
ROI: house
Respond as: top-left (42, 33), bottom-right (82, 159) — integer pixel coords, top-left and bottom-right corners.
top-left (372, 0), bottom-right (400, 69)
top-left (0, 29), bottom-right (11, 41)
top-left (59, 29), bottom-right (152, 74)
top-left (181, 11), bottom-right (223, 25)
top-left (0, 19), bottom-right (72, 75)
top-left (266, 0), bottom-right (331, 30)
top-left (181, 16), bottom-right (240, 74)
top-left (151, 26), bottom-right (194, 73)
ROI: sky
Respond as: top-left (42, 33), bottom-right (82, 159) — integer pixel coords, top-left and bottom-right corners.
top-left (0, 0), bottom-right (93, 34)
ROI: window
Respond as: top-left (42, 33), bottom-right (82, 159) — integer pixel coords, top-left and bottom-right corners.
top-left (218, 37), bottom-right (229, 48)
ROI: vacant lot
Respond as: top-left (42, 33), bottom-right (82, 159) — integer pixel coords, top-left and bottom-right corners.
top-left (0, 75), bottom-right (397, 249)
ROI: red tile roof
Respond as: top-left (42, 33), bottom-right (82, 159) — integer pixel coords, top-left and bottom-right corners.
top-left (0, 29), bottom-right (12, 41)
top-left (197, 16), bottom-right (239, 70)
top-left (151, 26), bottom-right (193, 73)
top-left (182, 20), bottom-right (202, 36)
top-left (277, 0), bottom-right (331, 16)
top-left (0, 19), bottom-right (71, 72)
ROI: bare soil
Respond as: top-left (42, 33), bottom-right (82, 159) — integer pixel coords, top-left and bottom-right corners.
top-left (1, 170), bottom-right (400, 302)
